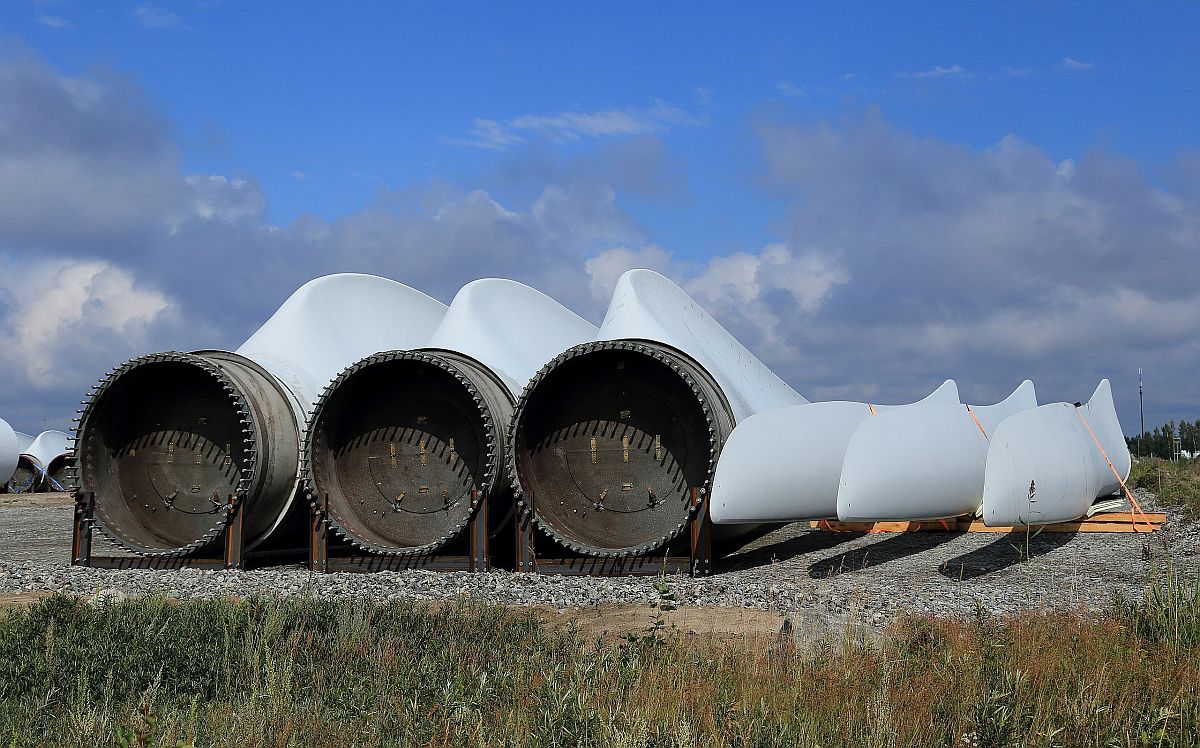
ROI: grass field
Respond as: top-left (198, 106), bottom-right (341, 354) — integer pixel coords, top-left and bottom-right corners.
top-left (0, 566), bottom-right (1197, 748)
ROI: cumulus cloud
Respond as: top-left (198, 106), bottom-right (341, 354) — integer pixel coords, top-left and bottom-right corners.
top-left (0, 55), bottom-right (654, 427)
top-left (0, 52), bottom-right (1195, 434)
top-left (752, 114), bottom-right (1199, 417)
top-left (585, 242), bottom-right (850, 357)
top-left (0, 55), bottom-right (184, 248)
top-left (0, 256), bottom-right (189, 403)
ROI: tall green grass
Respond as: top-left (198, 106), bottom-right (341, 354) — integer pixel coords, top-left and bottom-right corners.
top-left (0, 579), bottom-right (1197, 748)
top-left (1129, 457), bottom-right (1200, 516)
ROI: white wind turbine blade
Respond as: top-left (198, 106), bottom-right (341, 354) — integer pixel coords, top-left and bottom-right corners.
top-left (837, 381), bottom-right (1038, 522)
top-left (76, 273), bottom-right (449, 556)
top-left (425, 278), bottom-right (598, 394)
top-left (0, 418), bottom-right (17, 491)
top-left (303, 278), bottom-right (598, 555)
top-left (983, 380), bottom-right (1130, 526)
top-left (596, 269), bottom-right (808, 420)
top-left (237, 273), bottom-right (449, 417)
top-left (710, 380), bottom-right (961, 524)
top-left (23, 430), bottom-right (73, 491)
top-left (14, 431), bottom-right (34, 455)
top-left (509, 268), bottom-right (808, 555)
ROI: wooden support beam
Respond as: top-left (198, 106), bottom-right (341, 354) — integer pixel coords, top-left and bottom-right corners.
top-left (811, 511), bottom-right (1165, 535)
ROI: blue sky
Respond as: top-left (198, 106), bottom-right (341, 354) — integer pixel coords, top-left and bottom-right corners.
top-left (0, 2), bottom-right (1197, 434)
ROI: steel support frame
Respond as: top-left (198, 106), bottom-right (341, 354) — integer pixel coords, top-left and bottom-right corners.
top-left (71, 490), bottom-right (246, 570)
top-left (515, 487), bottom-right (713, 577)
top-left (308, 490), bottom-right (490, 572)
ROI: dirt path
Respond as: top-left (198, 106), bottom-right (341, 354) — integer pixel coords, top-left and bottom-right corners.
top-left (0, 492), bottom-right (74, 508)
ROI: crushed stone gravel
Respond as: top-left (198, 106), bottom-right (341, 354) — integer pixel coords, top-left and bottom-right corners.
top-left (1, 489), bottom-right (1196, 629)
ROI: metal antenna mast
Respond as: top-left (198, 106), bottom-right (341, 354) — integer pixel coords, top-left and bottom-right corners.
top-left (1138, 367), bottom-right (1144, 458)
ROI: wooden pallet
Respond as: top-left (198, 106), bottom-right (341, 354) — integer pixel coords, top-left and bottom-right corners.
top-left (811, 511), bottom-right (1166, 535)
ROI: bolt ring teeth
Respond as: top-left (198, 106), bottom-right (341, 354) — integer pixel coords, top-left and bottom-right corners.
top-left (75, 351), bottom-right (258, 558)
top-left (302, 350), bottom-right (497, 557)
top-left (506, 339), bottom-right (722, 559)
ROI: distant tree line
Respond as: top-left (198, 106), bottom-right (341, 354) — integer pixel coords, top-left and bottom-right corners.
top-left (1126, 420), bottom-right (1200, 459)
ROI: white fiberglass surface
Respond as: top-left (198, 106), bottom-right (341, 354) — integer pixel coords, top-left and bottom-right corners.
top-left (711, 401), bottom-right (874, 523)
top-left (426, 278), bottom-right (598, 395)
top-left (597, 270), bottom-right (807, 422)
top-left (237, 274), bottom-right (448, 416)
top-left (982, 380), bottom-right (1130, 526)
top-left (24, 430), bottom-right (71, 471)
top-left (710, 380), bottom-right (961, 524)
top-left (972, 380), bottom-right (1037, 434)
top-left (14, 431), bottom-right (34, 455)
top-left (0, 418), bottom-right (17, 488)
top-left (836, 382), bottom-right (1038, 522)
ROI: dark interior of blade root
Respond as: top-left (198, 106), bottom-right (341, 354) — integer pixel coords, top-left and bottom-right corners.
top-left (515, 348), bottom-right (717, 554)
top-left (310, 359), bottom-right (494, 552)
top-left (77, 361), bottom-right (250, 552)
top-left (7, 457), bottom-right (38, 493)
top-left (45, 456), bottom-right (73, 491)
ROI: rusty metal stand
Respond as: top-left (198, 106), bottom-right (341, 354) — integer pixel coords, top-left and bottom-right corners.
top-left (515, 487), bottom-right (713, 577)
top-left (71, 490), bottom-right (246, 570)
top-left (309, 490), bottom-right (490, 572)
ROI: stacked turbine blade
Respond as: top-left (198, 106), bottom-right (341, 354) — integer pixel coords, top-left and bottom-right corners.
top-left (72, 275), bottom-right (448, 556)
top-left (507, 270), bottom-right (802, 557)
top-left (304, 279), bottom-right (596, 555)
top-left (62, 267), bottom-right (1134, 562)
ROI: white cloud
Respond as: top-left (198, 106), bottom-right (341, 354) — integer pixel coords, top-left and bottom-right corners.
top-left (1, 53), bottom-right (1197, 432)
top-left (178, 175), bottom-right (266, 226)
top-left (0, 257), bottom-right (176, 387)
top-left (755, 114), bottom-right (1200, 413)
top-left (37, 15), bottom-right (71, 28)
top-left (1001, 66), bottom-right (1034, 77)
top-left (901, 64), bottom-right (969, 79)
top-left (453, 101), bottom-right (701, 150)
top-left (134, 4), bottom-right (178, 28)
top-left (1059, 57), bottom-right (1094, 70)
top-left (451, 118), bottom-right (525, 150)
top-left (586, 242), bottom-right (850, 352)
top-left (776, 81), bottom-right (807, 98)
top-left (584, 245), bottom-right (676, 299)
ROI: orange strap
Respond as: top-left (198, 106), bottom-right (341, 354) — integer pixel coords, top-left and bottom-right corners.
top-left (965, 405), bottom-right (989, 442)
top-left (867, 403), bottom-right (877, 415)
top-left (1075, 406), bottom-right (1152, 533)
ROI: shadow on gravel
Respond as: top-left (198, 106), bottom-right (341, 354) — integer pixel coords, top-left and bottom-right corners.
top-left (937, 530), bottom-right (1078, 581)
top-left (721, 529), bottom-right (866, 571)
top-left (807, 532), bottom-right (959, 579)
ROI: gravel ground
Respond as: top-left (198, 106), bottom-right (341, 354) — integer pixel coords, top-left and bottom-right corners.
top-left (1, 489), bottom-right (1197, 629)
